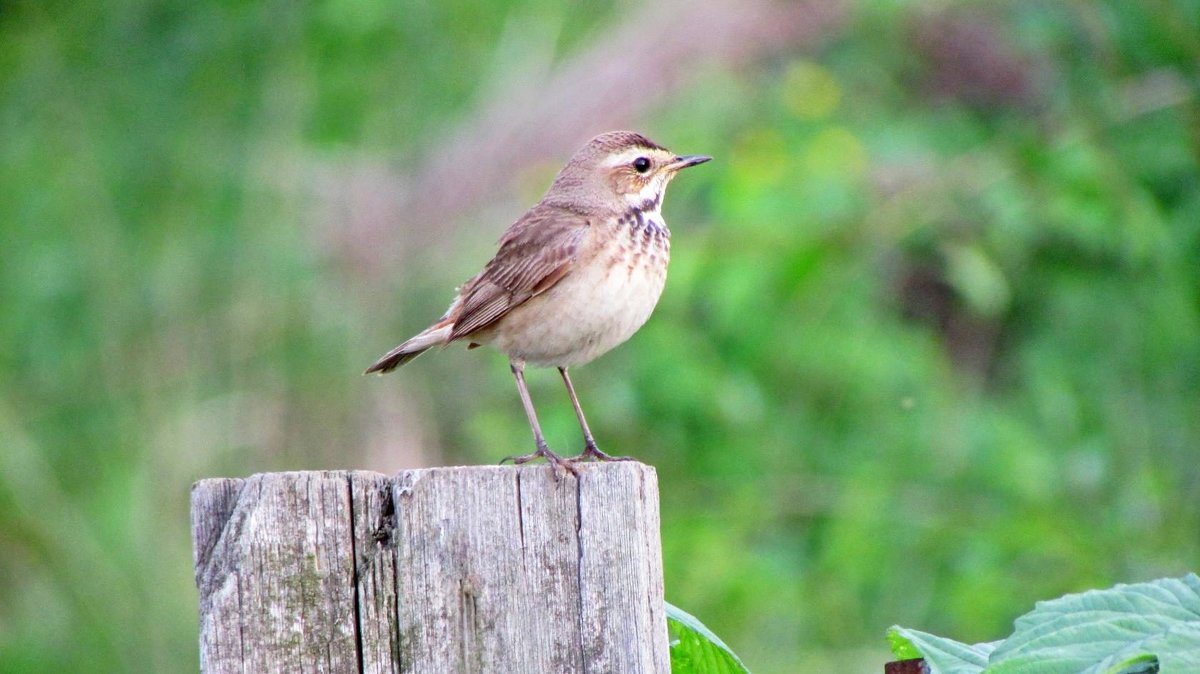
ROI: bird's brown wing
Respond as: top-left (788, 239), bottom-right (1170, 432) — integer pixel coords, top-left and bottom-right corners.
top-left (449, 204), bottom-right (590, 340)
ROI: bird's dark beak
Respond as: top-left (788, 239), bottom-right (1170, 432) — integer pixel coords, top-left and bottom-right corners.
top-left (669, 154), bottom-right (712, 171)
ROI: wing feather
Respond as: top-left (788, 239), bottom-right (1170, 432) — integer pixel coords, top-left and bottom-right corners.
top-left (449, 205), bottom-right (590, 340)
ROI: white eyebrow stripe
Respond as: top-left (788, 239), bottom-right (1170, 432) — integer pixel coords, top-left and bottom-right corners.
top-left (603, 148), bottom-right (659, 168)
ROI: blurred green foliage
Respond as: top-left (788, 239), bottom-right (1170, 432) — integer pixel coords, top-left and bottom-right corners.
top-left (2, 1), bottom-right (1198, 672)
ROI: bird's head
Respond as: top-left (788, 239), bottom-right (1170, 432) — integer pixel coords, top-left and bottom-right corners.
top-left (545, 131), bottom-right (711, 212)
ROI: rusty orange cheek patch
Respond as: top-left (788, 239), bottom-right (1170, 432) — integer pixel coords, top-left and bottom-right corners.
top-left (609, 169), bottom-right (650, 196)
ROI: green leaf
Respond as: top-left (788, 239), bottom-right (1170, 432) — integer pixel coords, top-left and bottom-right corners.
top-left (886, 625), bottom-right (996, 674)
top-left (890, 575), bottom-right (1200, 674)
top-left (988, 574), bottom-right (1200, 673)
top-left (943, 243), bottom-right (1011, 318)
top-left (666, 601), bottom-right (751, 674)
top-left (887, 628), bottom-right (924, 660)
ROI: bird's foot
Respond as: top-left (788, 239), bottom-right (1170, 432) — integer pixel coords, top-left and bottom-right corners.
top-left (501, 443), bottom-right (580, 478)
top-left (567, 441), bottom-right (636, 463)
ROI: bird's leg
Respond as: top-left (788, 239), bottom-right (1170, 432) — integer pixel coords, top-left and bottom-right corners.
top-left (501, 361), bottom-right (578, 476)
top-left (559, 367), bottom-right (634, 462)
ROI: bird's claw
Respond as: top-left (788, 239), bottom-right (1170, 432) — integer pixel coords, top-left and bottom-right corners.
top-left (501, 444), bottom-right (581, 478)
top-left (567, 442), bottom-right (635, 463)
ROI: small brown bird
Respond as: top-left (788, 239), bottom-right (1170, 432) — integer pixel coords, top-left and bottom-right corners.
top-left (366, 131), bottom-right (710, 473)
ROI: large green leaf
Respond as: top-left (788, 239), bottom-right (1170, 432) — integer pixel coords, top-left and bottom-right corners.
top-left (887, 625), bottom-right (996, 674)
top-left (889, 575), bottom-right (1200, 674)
top-left (988, 574), bottom-right (1200, 674)
top-left (667, 601), bottom-right (751, 674)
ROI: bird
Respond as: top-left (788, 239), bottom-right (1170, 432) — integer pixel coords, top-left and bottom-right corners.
top-left (365, 130), bottom-right (710, 474)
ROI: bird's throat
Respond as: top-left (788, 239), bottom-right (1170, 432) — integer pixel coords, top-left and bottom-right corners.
top-left (620, 203), bottom-right (668, 238)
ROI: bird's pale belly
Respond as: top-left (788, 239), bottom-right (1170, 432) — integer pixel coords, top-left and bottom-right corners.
top-left (488, 231), bottom-right (669, 367)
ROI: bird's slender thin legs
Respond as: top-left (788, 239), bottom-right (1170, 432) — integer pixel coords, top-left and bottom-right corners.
top-left (559, 367), bottom-right (632, 462)
top-left (501, 360), bottom-right (576, 474)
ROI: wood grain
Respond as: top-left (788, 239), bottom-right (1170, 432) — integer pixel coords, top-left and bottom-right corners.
top-left (191, 462), bottom-right (667, 673)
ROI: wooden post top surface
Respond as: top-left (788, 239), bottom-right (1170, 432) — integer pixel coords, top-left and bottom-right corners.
top-left (190, 462), bottom-right (667, 674)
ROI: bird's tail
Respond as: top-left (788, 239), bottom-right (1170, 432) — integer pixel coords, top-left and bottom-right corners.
top-left (364, 322), bottom-right (453, 375)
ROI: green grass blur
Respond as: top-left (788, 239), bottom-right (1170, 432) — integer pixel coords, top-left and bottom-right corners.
top-left (2, 1), bottom-right (1198, 672)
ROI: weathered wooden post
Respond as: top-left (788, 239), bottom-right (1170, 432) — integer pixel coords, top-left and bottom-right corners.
top-left (191, 463), bottom-right (668, 673)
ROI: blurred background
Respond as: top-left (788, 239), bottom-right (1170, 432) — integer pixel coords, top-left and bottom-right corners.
top-left (2, 0), bottom-right (1198, 671)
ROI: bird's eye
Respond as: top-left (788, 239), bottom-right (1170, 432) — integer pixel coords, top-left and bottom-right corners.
top-left (632, 157), bottom-right (651, 173)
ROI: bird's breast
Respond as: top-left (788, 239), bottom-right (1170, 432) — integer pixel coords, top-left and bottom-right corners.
top-left (490, 211), bottom-right (670, 367)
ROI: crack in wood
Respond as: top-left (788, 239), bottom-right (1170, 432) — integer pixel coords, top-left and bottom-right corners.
top-left (192, 465), bottom-right (666, 673)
